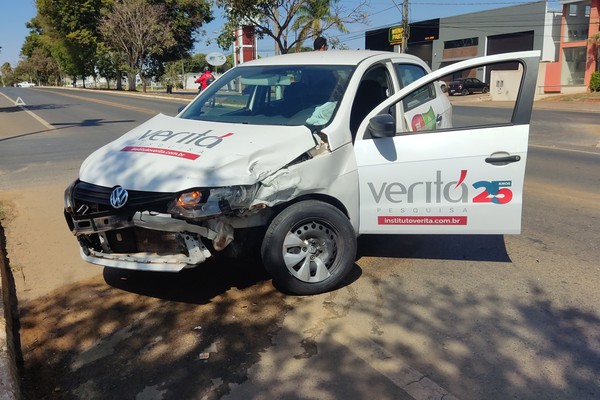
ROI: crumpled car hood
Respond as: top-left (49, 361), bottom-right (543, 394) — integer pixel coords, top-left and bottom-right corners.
top-left (79, 113), bottom-right (317, 192)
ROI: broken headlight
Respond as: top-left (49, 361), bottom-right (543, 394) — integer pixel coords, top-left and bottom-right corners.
top-left (168, 184), bottom-right (260, 219)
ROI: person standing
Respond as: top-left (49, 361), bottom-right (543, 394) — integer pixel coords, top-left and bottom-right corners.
top-left (313, 37), bottom-right (328, 51)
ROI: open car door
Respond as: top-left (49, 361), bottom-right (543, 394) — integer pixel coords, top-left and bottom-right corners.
top-left (354, 51), bottom-right (540, 235)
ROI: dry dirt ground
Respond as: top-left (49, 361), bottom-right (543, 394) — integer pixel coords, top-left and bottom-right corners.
top-left (0, 184), bottom-right (290, 399)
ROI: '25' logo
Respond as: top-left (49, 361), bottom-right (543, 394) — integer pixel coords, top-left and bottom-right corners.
top-left (472, 180), bottom-right (513, 204)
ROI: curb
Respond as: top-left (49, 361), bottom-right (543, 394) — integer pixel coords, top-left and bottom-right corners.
top-left (0, 223), bottom-right (21, 400)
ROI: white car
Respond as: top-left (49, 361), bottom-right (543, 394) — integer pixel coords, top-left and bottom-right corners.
top-left (64, 50), bottom-right (539, 295)
top-left (16, 81), bottom-right (35, 87)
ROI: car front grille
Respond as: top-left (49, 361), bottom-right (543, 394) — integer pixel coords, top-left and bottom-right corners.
top-left (73, 181), bottom-right (175, 214)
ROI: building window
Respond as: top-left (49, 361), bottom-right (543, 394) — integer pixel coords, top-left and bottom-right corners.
top-left (569, 4), bottom-right (577, 16)
top-left (562, 47), bottom-right (586, 85)
top-left (565, 1), bottom-right (591, 42)
top-left (443, 37), bottom-right (479, 49)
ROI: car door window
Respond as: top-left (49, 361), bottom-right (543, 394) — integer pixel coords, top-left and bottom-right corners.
top-left (394, 63), bottom-right (437, 113)
top-left (350, 65), bottom-right (392, 138)
top-left (359, 58), bottom-right (529, 140)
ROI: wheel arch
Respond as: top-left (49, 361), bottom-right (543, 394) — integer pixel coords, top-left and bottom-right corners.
top-left (273, 193), bottom-right (350, 219)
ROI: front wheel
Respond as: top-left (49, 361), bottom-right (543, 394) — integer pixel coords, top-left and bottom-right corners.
top-left (261, 200), bottom-right (357, 295)
top-left (461, 88), bottom-right (469, 96)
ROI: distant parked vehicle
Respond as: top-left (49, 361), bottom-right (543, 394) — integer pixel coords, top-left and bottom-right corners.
top-left (448, 77), bottom-right (489, 96)
top-left (16, 81), bottom-right (36, 88)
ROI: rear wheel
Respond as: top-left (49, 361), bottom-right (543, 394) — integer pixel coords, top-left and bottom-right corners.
top-left (482, 86), bottom-right (489, 93)
top-left (261, 200), bottom-right (357, 295)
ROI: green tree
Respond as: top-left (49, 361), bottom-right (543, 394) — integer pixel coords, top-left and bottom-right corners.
top-left (291, 0), bottom-right (349, 51)
top-left (1, 62), bottom-right (14, 87)
top-left (34, 0), bottom-right (108, 87)
top-left (96, 43), bottom-right (123, 89)
top-left (154, 0), bottom-right (214, 63)
top-left (18, 47), bottom-right (62, 85)
top-left (215, 0), bottom-right (367, 55)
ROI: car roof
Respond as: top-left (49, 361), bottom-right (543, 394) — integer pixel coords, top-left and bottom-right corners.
top-left (239, 50), bottom-right (423, 67)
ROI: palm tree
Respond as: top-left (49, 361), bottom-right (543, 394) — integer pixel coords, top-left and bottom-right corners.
top-left (292, 0), bottom-right (349, 51)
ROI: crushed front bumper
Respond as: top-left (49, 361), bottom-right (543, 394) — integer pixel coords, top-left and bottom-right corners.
top-left (68, 211), bottom-right (219, 272)
top-left (63, 180), bottom-right (239, 272)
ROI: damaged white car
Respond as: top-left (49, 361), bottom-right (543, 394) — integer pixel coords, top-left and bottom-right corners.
top-left (64, 50), bottom-right (539, 295)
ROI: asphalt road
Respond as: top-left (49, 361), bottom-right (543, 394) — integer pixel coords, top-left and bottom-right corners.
top-left (1, 87), bottom-right (599, 400)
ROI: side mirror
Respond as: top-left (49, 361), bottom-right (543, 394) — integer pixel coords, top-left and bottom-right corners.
top-left (368, 114), bottom-right (396, 138)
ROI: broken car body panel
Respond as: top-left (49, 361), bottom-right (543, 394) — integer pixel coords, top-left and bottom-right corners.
top-left (79, 114), bottom-right (318, 191)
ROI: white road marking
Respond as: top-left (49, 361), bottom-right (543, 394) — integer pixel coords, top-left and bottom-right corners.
top-left (0, 92), bottom-right (55, 131)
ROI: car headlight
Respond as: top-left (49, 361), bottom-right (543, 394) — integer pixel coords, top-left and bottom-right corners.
top-left (168, 184), bottom-right (259, 218)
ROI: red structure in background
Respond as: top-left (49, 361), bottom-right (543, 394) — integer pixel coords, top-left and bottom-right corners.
top-left (545, 0), bottom-right (599, 93)
top-left (234, 26), bottom-right (257, 65)
top-left (583, 0), bottom-right (599, 84)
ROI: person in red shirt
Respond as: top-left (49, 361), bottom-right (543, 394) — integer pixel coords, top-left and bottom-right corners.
top-left (195, 67), bottom-right (215, 92)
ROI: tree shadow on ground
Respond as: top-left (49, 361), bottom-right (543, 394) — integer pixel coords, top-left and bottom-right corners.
top-left (0, 104), bottom-right (66, 113)
top-left (19, 258), bottom-right (289, 400)
top-left (20, 268), bottom-right (600, 399)
top-left (237, 279), bottom-right (600, 400)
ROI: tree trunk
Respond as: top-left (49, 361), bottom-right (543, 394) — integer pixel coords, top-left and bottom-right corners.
top-left (116, 71), bottom-right (123, 91)
top-left (127, 72), bottom-right (136, 91)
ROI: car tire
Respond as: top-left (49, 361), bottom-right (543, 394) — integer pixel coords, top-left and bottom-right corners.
top-left (261, 200), bottom-right (357, 295)
top-left (482, 86), bottom-right (489, 94)
top-left (461, 89), bottom-right (469, 96)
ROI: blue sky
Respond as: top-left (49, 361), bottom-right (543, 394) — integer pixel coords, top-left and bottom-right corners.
top-left (0, 0), bottom-right (562, 68)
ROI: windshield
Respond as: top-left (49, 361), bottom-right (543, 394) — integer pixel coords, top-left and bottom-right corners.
top-left (179, 64), bottom-right (355, 128)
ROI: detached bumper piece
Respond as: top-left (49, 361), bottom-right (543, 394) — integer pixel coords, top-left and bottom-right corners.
top-left (79, 226), bottom-right (211, 272)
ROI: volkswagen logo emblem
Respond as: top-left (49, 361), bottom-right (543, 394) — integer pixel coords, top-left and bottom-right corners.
top-left (110, 186), bottom-right (129, 209)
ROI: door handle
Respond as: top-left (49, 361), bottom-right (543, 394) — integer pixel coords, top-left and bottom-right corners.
top-left (485, 155), bottom-right (521, 165)
top-left (436, 114), bottom-right (443, 125)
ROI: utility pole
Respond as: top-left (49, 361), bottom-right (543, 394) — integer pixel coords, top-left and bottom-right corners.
top-left (401, 0), bottom-right (409, 53)
top-left (274, 7), bottom-right (280, 55)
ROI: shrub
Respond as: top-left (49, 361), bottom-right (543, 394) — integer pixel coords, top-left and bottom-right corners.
top-left (590, 71), bottom-right (600, 92)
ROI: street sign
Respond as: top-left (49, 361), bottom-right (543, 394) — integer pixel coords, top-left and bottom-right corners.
top-left (389, 26), bottom-right (404, 45)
